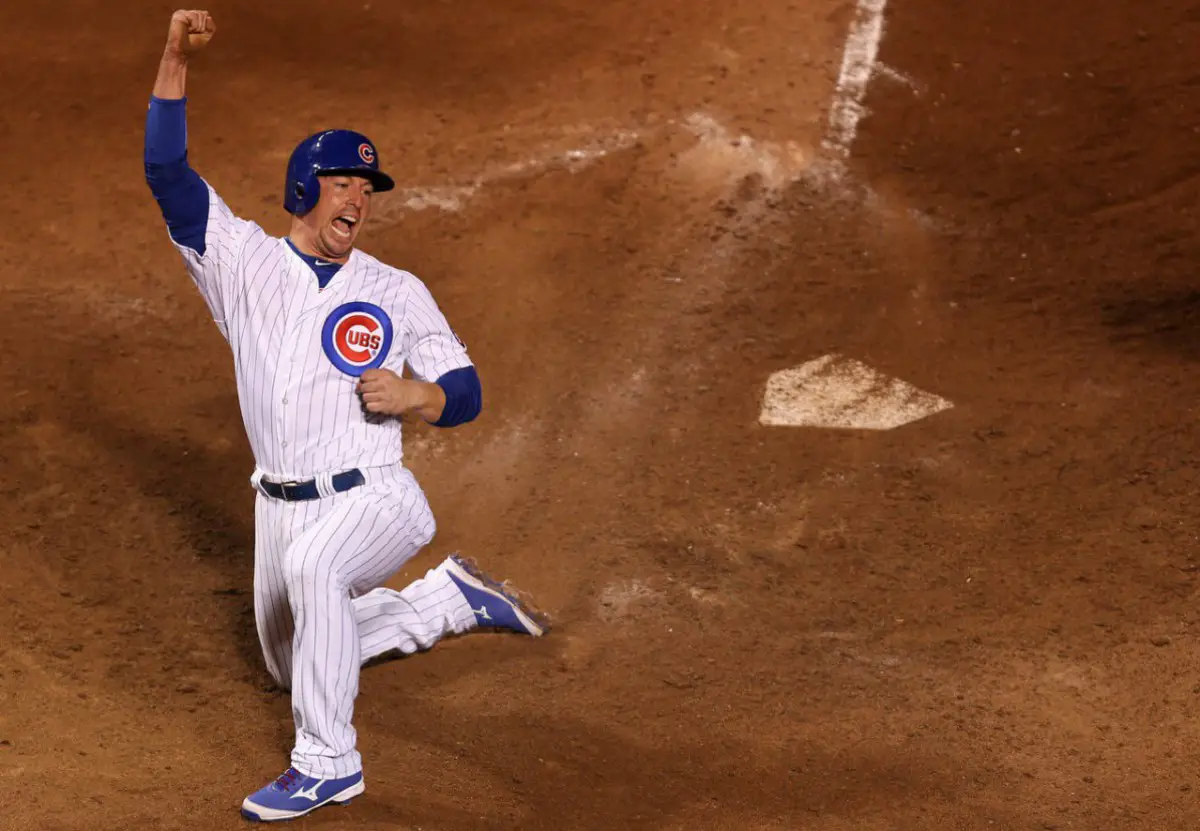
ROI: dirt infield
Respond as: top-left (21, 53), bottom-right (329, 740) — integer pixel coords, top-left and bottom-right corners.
top-left (2, 0), bottom-right (1198, 829)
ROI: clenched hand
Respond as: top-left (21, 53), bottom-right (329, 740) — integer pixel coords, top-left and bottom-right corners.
top-left (165, 9), bottom-right (215, 56)
top-left (356, 369), bottom-right (447, 422)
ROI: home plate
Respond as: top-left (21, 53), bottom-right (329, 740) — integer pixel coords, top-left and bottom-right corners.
top-left (759, 354), bottom-right (953, 430)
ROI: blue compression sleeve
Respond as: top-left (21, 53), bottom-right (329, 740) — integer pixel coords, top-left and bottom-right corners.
top-left (433, 366), bottom-right (483, 428)
top-left (144, 96), bottom-right (209, 256)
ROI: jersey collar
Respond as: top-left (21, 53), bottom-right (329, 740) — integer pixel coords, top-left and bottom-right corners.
top-left (285, 237), bottom-right (346, 290)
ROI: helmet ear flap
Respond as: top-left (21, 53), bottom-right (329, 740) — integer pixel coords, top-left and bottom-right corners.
top-left (299, 170), bottom-right (320, 215)
top-left (286, 176), bottom-right (317, 216)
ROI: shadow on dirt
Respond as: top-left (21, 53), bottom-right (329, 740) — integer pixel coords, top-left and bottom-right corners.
top-left (6, 296), bottom-right (269, 683)
top-left (351, 701), bottom-right (960, 831)
top-left (1100, 287), bottom-right (1200, 361)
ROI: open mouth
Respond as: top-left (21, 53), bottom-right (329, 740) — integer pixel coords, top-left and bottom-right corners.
top-left (332, 216), bottom-right (357, 238)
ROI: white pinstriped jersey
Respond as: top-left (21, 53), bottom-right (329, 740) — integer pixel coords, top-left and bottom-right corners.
top-left (173, 181), bottom-right (472, 480)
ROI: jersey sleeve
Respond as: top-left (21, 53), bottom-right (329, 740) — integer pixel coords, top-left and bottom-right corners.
top-left (396, 276), bottom-right (474, 382)
top-left (171, 182), bottom-right (261, 327)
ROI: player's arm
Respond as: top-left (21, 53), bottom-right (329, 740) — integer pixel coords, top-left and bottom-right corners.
top-left (357, 366), bottom-right (481, 427)
top-left (144, 10), bottom-right (215, 256)
top-left (357, 279), bottom-right (482, 427)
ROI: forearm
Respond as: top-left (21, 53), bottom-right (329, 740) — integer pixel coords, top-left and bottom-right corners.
top-left (153, 49), bottom-right (189, 100)
top-left (412, 381), bottom-right (448, 424)
top-left (357, 367), bottom-right (478, 424)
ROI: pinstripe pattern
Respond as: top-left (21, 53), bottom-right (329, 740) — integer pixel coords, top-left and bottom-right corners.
top-left (170, 182), bottom-right (482, 780)
top-left (254, 468), bottom-right (476, 779)
top-left (172, 181), bottom-right (473, 480)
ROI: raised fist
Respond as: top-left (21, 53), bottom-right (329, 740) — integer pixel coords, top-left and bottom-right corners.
top-left (165, 9), bottom-right (215, 56)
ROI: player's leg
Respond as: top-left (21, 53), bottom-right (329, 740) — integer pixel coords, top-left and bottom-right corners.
top-left (279, 478), bottom-right (457, 780)
top-left (252, 493), bottom-right (298, 691)
top-left (242, 489), bottom-right (397, 822)
top-left (243, 472), bottom-right (550, 822)
top-left (355, 555), bottom-right (547, 664)
top-left (353, 560), bottom-right (474, 661)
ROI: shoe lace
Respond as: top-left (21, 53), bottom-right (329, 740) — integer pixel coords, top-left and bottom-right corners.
top-left (273, 768), bottom-right (302, 792)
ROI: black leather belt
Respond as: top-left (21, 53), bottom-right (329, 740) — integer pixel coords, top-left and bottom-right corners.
top-left (259, 469), bottom-right (366, 502)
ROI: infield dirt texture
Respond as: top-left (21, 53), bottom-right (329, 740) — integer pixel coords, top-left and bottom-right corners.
top-left (1, 1), bottom-right (1198, 829)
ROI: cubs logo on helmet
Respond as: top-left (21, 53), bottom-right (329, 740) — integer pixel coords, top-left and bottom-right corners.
top-left (358, 143), bottom-right (376, 164)
top-left (321, 301), bottom-right (394, 376)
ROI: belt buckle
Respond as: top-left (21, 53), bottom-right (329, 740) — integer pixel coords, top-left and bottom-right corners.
top-left (280, 481), bottom-right (300, 502)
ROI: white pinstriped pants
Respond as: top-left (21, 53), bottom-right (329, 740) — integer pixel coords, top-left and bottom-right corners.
top-left (252, 465), bottom-right (477, 779)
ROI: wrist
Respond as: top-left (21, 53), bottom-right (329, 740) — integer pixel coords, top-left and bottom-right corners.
top-left (161, 45), bottom-right (189, 64)
top-left (419, 381), bottom-right (447, 420)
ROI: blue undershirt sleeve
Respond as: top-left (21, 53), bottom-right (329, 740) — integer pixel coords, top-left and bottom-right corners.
top-left (433, 366), bottom-right (483, 428)
top-left (144, 96), bottom-right (209, 256)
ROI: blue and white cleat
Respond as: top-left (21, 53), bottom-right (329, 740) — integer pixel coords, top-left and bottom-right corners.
top-left (240, 767), bottom-right (364, 822)
top-left (446, 555), bottom-right (550, 637)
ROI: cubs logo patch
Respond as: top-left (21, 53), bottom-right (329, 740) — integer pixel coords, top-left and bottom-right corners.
top-left (358, 142), bottom-right (376, 165)
top-left (321, 301), bottom-right (394, 376)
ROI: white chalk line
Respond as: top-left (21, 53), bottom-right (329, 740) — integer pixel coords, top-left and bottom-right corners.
top-left (820, 0), bottom-right (889, 166)
top-left (378, 112), bottom-right (813, 220)
top-left (876, 62), bottom-right (920, 94)
top-left (381, 1), bottom-right (896, 217)
top-left (377, 128), bottom-right (646, 221)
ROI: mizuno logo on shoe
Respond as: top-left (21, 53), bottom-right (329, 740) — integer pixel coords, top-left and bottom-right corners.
top-left (294, 781), bottom-right (324, 802)
top-left (473, 605), bottom-right (492, 620)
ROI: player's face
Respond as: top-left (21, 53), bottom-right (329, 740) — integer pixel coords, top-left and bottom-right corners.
top-left (312, 175), bottom-right (374, 260)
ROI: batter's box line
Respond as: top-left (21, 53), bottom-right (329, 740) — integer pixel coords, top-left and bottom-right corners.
top-left (377, 109), bottom-right (910, 228)
top-left (379, 110), bottom-right (831, 223)
top-left (377, 127), bottom-right (651, 221)
top-left (874, 62), bottom-right (922, 95)
top-left (383, 0), bottom-right (897, 217)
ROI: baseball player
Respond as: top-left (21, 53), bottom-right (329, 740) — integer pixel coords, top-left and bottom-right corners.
top-left (144, 10), bottom-right (549, 822)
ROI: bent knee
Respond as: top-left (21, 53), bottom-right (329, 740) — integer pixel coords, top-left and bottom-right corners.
top-left (283, 551), bottom-right (344, 592)
top-left (419, 514), bottom-right (436, 549)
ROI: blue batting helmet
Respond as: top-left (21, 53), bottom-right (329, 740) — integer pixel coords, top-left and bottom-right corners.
top-left (283, 129), bottom-right (395, 216)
